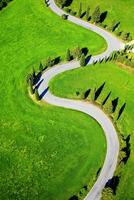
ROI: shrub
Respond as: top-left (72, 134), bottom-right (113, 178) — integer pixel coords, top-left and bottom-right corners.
top-left (61, 14), bottom-right (68, 20)
top-left (63, 7), bottom-right (70, 13)
top-left (29, 81), bottom-right (34, 95)
top-left (39, 62), bottom-right (44, 72)
top-left (92, 6), bottom-right (101, 23)
top-left (108, 21), bottom-right (120, 32)
top-left (74, 46), bottom-right (82, 60)
top-left (80, 54), bottom-right (86, 66)
top-left (86, 6), bottom-right (90, 21)
top-left (55, 0), bottom-right (67, 8)
top-left (66, 49), bottom-right (71, 61)
top-left (78, 2), bottom-right (82, 18)
top-left (70, 10), bottom-right (76, 16)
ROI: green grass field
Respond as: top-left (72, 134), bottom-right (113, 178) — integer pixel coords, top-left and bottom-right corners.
top-left (0, 0), bottom-right (107, 199)
top-left (69, 0), bottom-right (134, 38)
top-left (50, 62), bottom-right (134, 199)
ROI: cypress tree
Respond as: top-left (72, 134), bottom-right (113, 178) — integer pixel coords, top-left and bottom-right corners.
top-left (29, 79), bottom-right (34, 95)
top-left (39, 62), bottom-right (44, 71)
top-left (78, 2), bottom-right (82, 18)
top-left (92, 6), bottom-right (101, 23)
top-left (47, 57), bottom-right (52, 67)
top-left (66, 49), bottom-right (71, 61)
top-left (86, 6), bottom-right (90, 21)
top-left (75, 46), bottom-right (82, 60)
top-left (80, 54), bottom-right (86, 66)
top-left (56, 0), bottom-right (66, 8)
top-left (35, 88), bottom-right (40, 101)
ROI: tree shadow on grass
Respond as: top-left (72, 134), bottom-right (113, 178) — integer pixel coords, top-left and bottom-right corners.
top-left (82, 47), bottom-right (89, 56)
top-left (105, 176), bottom-right (120, 195)
top-left (80, 11), bottom-right (86, 18)
top-left (64, 0), bottom-right (73, 7)
top-left (121, 134), bottom-right (131, 164)
top-left (112, 97), bottom-right (119, 113)
top-left (117, 103), bottom-right (126, 120)
top-left (102, 91), bottom-right (111, 106)
top-left (100, 11), bottom-right (108, 23)
top-left (84, 88), bottom-right (91, 99)
top-left (52, 56), bottom-right (61, 65)
top-left (94, 82), bottom-right (105, 101)
top-left (113, 22), bottom-right (120, 32)
top-left (69, 195), bottom-right (78, 200)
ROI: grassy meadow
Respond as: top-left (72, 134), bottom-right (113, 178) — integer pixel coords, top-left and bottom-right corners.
top-left (0, 0), bottom-right (107, 199)
top-left (69, 0), bottom-right (134, 38)
top-left (50, 62), bottom-right (134, 199)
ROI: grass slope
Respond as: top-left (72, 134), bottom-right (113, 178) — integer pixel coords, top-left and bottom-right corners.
top-left (70, 0), bottom-right (134, 38)
top-left (50, 62), bottom-right (134, 199)
top-left (0, 0), bottom-right (106, 199)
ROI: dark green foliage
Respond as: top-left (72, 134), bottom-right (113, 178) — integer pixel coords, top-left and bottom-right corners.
top-left (94, 82), bottom-right (105, 101)
top-left (35, 88), bottom-right (40, 101)
top-left (80, 54), bottom-right (86, 66)
top-left (46, 57), bottom-right (52, 67)
top-left (117, 103), bottom-right (126, 120)
top-left (55, 0), bottom-right (67, 8)
top-left (69, 195), bottom-right (78, 200)
top-left (66, 49), bottom-right (71, 61)
top-left (70, 10), bottom-right (76, 16)
top-left (122, 33), bottom-right (130, 41)
top-left (78, 2), bottom-right (82, 17)
top-left (29, 80), bottom-right (34, 95)
top-left (109, 21), bottom-right (120, 32)
top-left (61, 14), bottom-right (68, 20)
top-left (74, 46), bottom-right (82, 60)
top-left (92, 6), bottom-right (101, 23)
top-left (64, 7), bottom-right (70, 13)
top-left (102, 91), bottom-right (111, 106)
top-left (115, 51), bottom-right (134, 68)
top-left (39, 62), bottom-right (44, 72)
top-left (86, 6), bottom-right (90, 21)
top-left (101, 188), bottom-right (114, 200)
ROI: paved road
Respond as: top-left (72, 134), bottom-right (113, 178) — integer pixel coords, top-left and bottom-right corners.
top-left (37, 0), bottom-right (124, 199)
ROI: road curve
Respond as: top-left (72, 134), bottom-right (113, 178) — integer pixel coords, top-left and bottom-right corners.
top-left (37, 0), bottom-right (124, 199)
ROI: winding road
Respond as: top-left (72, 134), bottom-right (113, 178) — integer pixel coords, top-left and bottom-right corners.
top-left (37, 0), bottom-right (125, 199)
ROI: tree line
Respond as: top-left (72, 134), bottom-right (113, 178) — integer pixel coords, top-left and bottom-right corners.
top-left (56, 0), bottom-right (133, 42)
top-left (27, 46), bottom-right (89, 101)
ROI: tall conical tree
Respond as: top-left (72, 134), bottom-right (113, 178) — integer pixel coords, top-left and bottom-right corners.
top-left (78, 2), bottom-right (82, 18)
top-left (86, 6), bottom-right (90, 21)
top-left (35, 88), bottom-right (40, 101)
top-left (75, 46), bottom-right (82, 60)
top-left (80, 54), bottom-right (86, 66)
top-left (29, 79), bottom-right (34, 95)
top-left (66, 49), bottom-right (71, 61)
top-left (47, 57), bottom-right (52, 67)
top-left (92, 6), bottom-right (101, 23)
top-left (39, 62), bottom-right (44, 71)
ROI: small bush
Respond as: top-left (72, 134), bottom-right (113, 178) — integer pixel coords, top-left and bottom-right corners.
top-left (63, 7), bottom-right (70, 13)
top-left (61, 14), bottom-right (68, 20)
